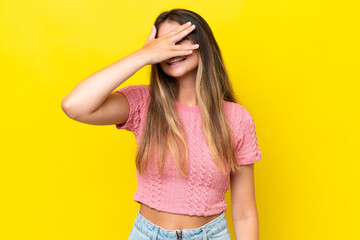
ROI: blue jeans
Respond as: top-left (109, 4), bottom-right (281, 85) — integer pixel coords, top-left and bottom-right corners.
top-left (128, 209), bottom-right (231, 240)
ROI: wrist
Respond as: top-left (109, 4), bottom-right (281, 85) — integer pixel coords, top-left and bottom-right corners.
top-left (130, 49), bottom-right (150, 67)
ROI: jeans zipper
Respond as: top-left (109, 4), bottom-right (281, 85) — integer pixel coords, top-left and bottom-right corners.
top-left (176, 230), bottom-right (182, 240)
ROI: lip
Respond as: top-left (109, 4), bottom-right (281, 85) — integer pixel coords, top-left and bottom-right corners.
top-left (167, 57), bottom-right (186, 67)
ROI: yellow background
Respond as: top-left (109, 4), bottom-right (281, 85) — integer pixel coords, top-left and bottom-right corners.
top-left (1, 0), bottom-right (359, 239)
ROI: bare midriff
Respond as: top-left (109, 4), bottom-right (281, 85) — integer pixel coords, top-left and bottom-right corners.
top-left (139, 203), bottom-right (222, 230)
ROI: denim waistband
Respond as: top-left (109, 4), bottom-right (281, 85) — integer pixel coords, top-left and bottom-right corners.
top-left (133, 209), bottom-right (228, 239)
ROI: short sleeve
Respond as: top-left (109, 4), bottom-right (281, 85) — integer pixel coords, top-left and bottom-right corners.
top-left (234, 108), bottom-right (262, 165)
top-left (112, 84), bottom-right (150, 133)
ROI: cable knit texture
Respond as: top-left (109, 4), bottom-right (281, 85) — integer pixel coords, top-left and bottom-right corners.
top-left (112, 84), bottom-right (262, 216)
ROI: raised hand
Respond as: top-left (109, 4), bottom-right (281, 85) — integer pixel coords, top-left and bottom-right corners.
top-left (138, 22), bottom-right (199, 65)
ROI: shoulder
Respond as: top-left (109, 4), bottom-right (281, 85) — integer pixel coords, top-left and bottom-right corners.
top-left (137, 84), bottom-right (151, 98)
top-left (113, 84), bottom-right (151, 103)
top-left (114, 84), bottom-right (150, 94)
top-left (223, 100), bottom-right (255, 131)
top-left (223, 100), bottom-right (249, 120)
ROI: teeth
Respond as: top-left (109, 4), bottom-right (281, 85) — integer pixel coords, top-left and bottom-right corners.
top-left (168, 57), bottom-right (186, 64)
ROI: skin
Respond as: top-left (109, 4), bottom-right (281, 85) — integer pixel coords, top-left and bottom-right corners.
top-left (230, 164), bottom-right (259, 239)
top-left (61, 19), bottom-right (258, 237)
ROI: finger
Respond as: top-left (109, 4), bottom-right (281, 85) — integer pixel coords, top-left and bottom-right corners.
top-left (164, 21), bottom-right (192, 39)
top-left (172, 43), bottom-right (199, 51)
top-left (177, 50), bottom-right (195, 56)
top-left (168, 50), bottom-right (195, 59)
top-left (170, 24), bottom-right (196, 43)
top-left (145, 25), bottom-right (156, 43)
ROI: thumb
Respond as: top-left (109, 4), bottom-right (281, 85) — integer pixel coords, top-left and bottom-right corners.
top-left (145, 25), bottom-right (156, 43)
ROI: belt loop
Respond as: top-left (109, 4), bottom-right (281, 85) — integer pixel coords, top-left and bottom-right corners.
top-left (202, 226), bottom-right (207, 240)
top-left (152, 226), bottom-right (159, 240)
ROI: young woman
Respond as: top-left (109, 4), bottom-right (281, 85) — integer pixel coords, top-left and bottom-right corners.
top-left (62, 8), bottom-right (262, 240)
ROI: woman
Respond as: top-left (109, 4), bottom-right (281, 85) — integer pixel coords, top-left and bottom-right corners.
top-left (62, 8), bottom-right (262, 240)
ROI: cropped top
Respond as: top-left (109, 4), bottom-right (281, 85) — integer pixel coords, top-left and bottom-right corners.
top-left (112, 84), bottom-right (262, 217)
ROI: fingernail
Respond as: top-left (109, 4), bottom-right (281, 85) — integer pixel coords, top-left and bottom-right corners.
top-left (194, 44), bottom-right (199, 47)
top-left (187, 21), bottom-right (191, 25)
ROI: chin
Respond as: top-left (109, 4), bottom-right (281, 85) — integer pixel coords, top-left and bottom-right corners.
top-left (161, 64), bottom-right (198, 78)
top-left (166, 68), bottom-right (197, 78)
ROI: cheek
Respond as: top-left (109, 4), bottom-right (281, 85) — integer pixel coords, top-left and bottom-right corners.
top-left (188, 52), bottom-right (199, 65)
top-left (160, 61), bottom-right (170, 70)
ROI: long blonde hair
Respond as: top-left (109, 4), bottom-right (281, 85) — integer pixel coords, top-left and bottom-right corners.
top-left (136, 8), bottom-right (242, 177)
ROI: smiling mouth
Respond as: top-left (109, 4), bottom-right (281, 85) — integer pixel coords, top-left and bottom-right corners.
top-left (167, 57), bottom-right (187, 65)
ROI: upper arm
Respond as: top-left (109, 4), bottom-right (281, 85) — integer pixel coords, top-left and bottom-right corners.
top-left (230, 163), bottom-right (258, 221)
top-left (68, 84), bottom-right (150, 133)
top-left (72, 91), bottom-right (130, 126)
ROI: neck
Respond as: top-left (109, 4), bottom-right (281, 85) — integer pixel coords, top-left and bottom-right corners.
top-left (176, 70), bottom-right (198, 106)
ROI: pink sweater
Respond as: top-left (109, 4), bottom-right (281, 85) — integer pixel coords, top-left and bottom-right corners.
top-left (113, 84), bottom-right (262, 217)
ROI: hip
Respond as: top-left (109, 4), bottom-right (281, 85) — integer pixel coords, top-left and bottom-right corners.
top-left (128, 209), bottom-right (231, 240)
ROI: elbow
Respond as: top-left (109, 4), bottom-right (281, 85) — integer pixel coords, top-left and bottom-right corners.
top-left (61, 97), bottom-right (80, 120)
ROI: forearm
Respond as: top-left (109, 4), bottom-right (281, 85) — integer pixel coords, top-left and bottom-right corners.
top-left (61, 50), bottom-right (148, 118)
top-left (232, 215), bottom-right (259, 240)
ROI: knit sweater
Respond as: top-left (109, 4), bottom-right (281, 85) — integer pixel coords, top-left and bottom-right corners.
top-left (112, 84), bottom-right (262, 217)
